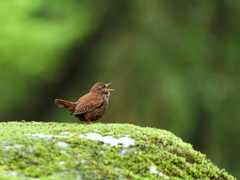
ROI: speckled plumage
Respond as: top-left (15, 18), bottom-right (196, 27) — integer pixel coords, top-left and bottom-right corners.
top-left (55, 82), bottom-right (113, 123)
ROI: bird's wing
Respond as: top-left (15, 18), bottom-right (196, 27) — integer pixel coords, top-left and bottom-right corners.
top-left (72, 93), bottom-right (104, 115)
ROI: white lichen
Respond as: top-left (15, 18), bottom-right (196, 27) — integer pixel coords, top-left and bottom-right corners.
top-left (79, 133), bottom-right (135, 147)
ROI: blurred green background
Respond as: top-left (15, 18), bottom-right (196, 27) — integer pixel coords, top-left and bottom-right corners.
top-left (1, 0), bottom-right (239, 178)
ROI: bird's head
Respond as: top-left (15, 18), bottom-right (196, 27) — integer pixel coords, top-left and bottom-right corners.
top-left (90, 82), bottom-right (114, 96)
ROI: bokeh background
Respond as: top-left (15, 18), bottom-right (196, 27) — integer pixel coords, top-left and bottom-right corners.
top-left (1, 0), bottom-right (240, 178)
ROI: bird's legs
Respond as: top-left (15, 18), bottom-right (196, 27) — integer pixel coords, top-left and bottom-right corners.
top-left (87, 120), bottom-right (93, 124)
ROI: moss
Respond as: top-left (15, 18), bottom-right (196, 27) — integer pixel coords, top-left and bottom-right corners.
top-left (0, 122), bottom-right (236, 180)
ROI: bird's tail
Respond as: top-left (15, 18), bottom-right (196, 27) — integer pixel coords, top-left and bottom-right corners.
top-left (54, 99), bottom-right (76, 113)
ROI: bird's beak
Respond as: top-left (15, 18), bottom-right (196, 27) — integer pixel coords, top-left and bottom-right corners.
top-left (106, 82), bottom-right (114, 91)
top-left (106, 82), bottom-right (112, 86)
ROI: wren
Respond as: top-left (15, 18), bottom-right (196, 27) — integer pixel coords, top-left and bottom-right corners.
top-left (55, 82), bottom-right (114, 123)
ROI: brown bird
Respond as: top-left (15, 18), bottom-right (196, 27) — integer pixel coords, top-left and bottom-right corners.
top-left (54, 82), bottom-right (114, 124)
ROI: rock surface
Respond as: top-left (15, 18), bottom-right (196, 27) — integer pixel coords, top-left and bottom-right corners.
top-left (0, 121), bottom-right (235, 179)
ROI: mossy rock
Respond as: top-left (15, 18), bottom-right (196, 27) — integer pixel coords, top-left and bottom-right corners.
top-left (0, 121), bottom-right (235, 180)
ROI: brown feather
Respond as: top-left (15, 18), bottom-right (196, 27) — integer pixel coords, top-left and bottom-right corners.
top-left (72, 92), bottom-right (104, 115)
top-left (54, 99), bottom-right (76, 113)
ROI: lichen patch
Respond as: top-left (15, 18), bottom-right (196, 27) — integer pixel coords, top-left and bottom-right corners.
top-left (79, 133), bottom-right (135, 147)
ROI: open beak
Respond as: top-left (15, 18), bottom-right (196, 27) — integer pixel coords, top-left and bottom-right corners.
top-left (106, 82), bottom-right (114, 91)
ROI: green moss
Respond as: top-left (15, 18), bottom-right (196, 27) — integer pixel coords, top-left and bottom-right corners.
top-left (0, 122), bottom-right (236, 179)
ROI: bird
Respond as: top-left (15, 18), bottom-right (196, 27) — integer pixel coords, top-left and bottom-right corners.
top-left (54, 82), bottom-right (114, 124)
